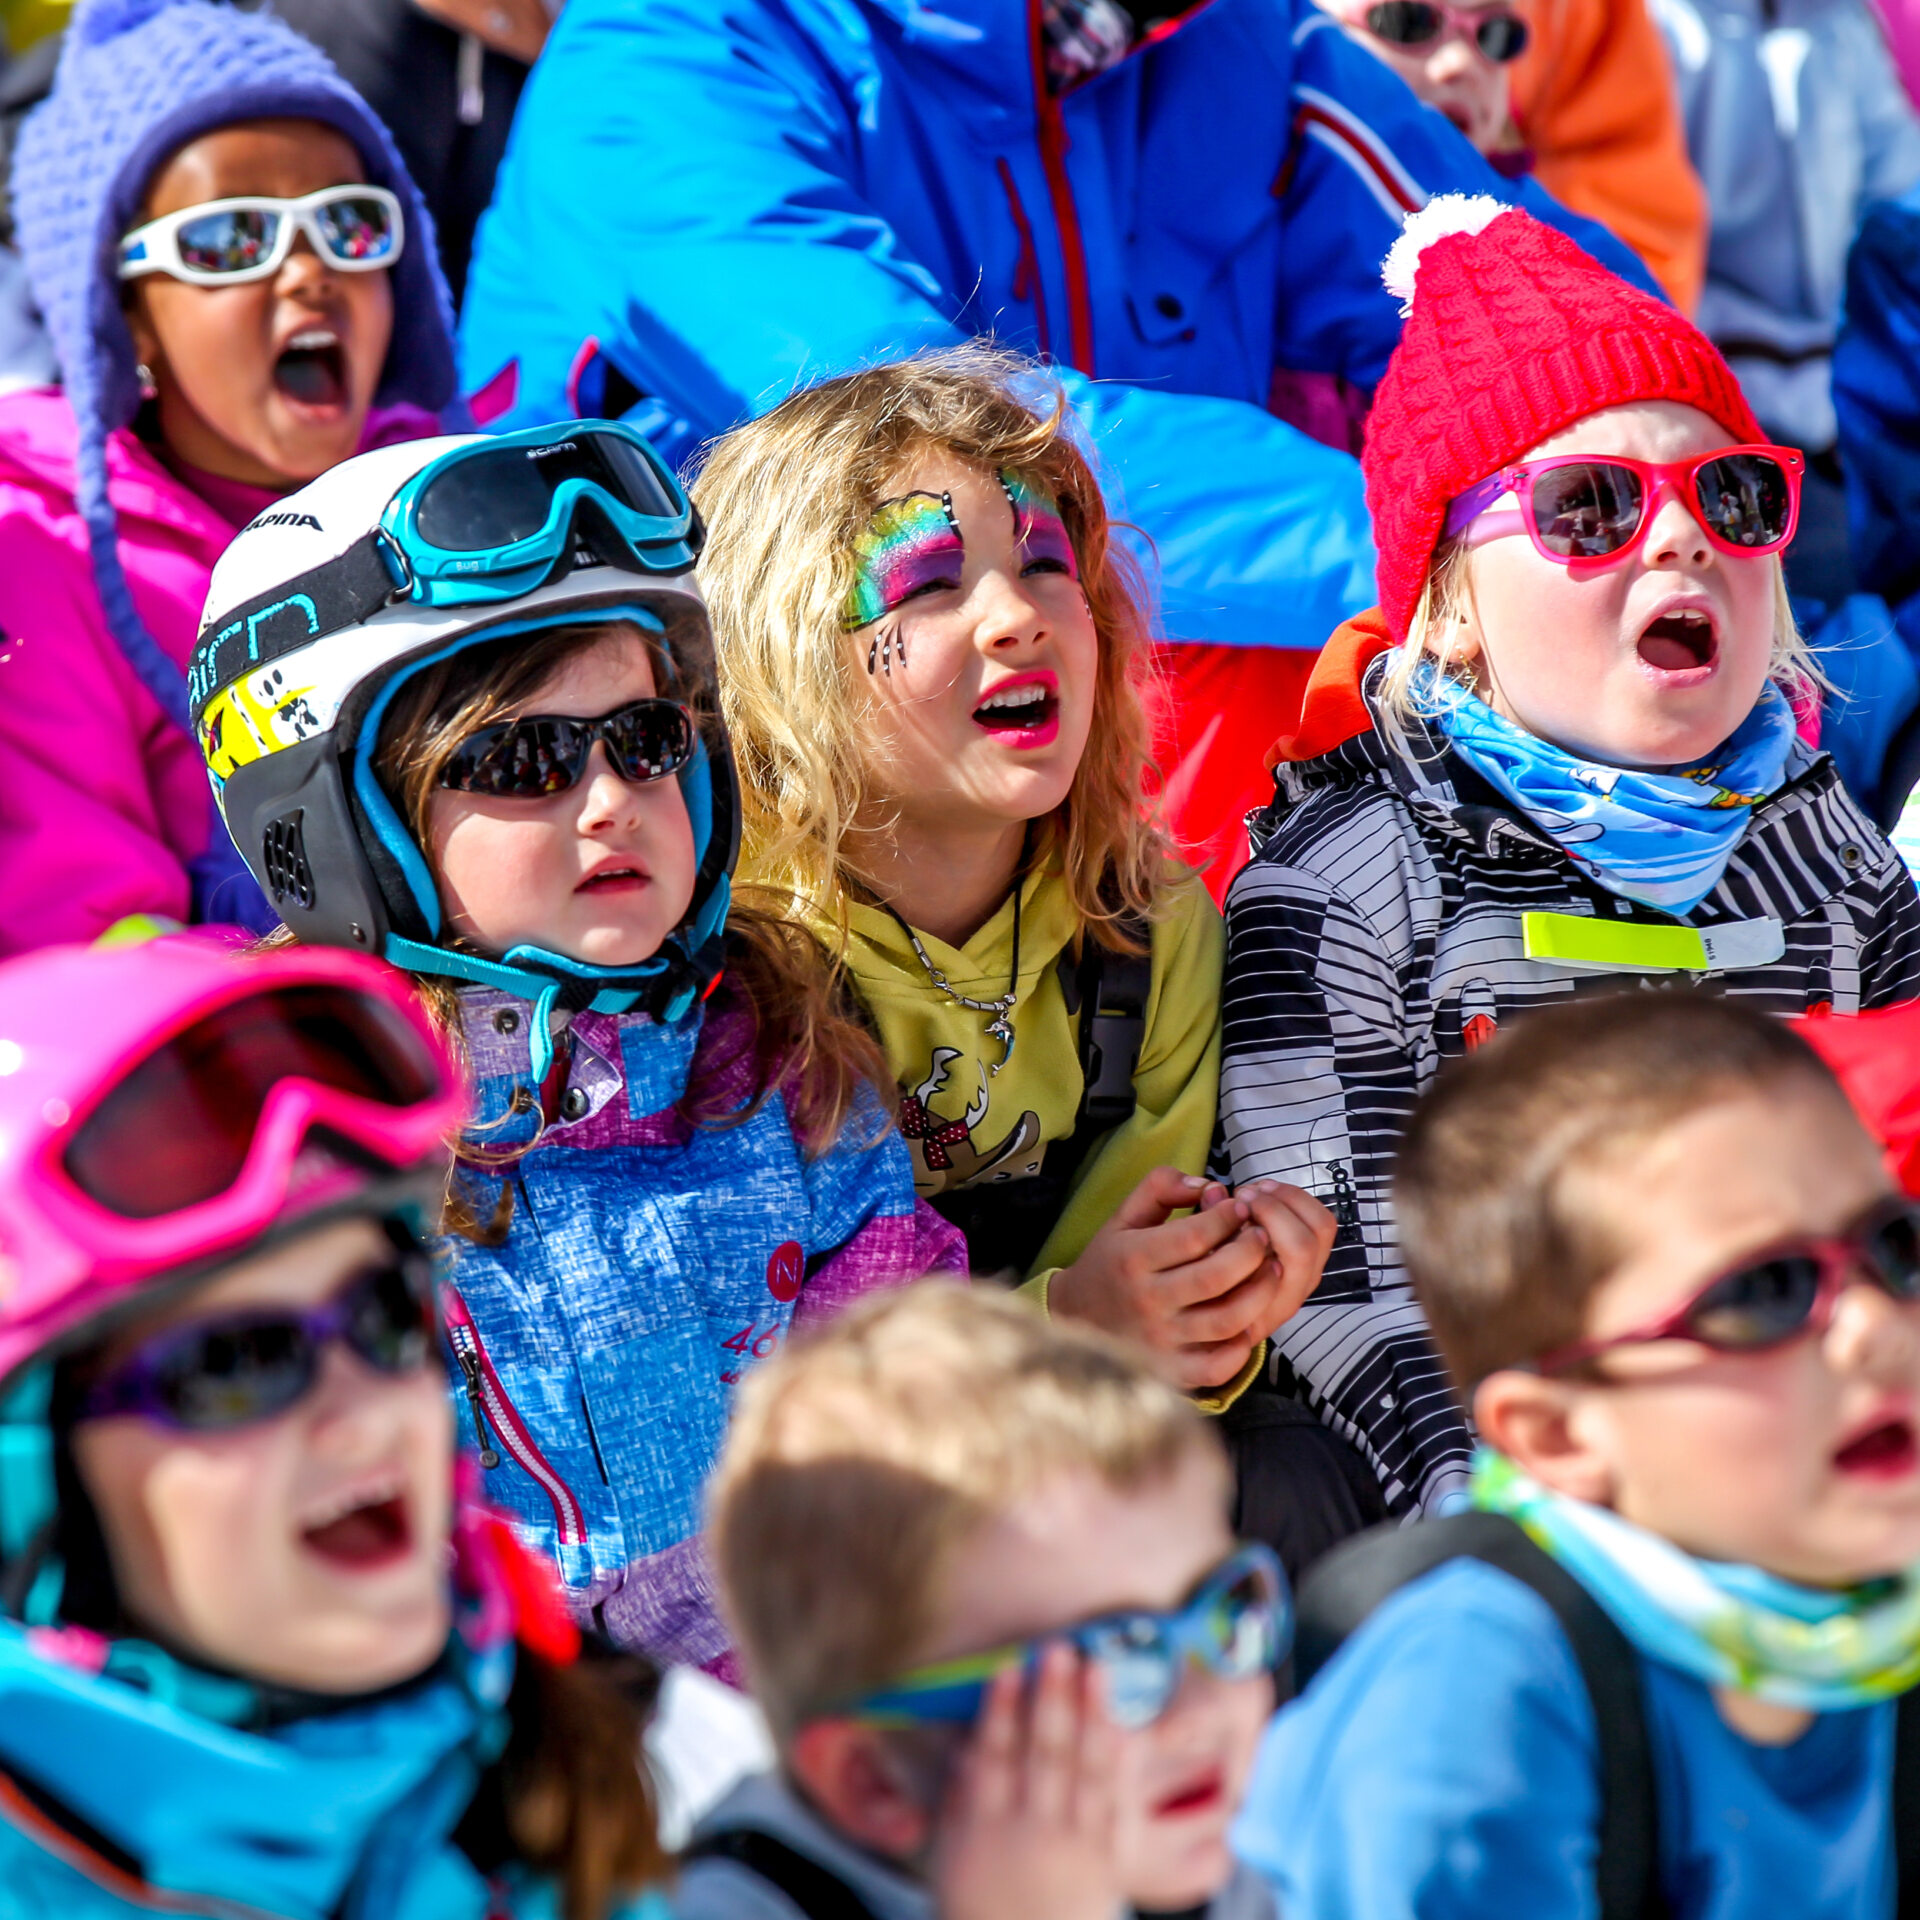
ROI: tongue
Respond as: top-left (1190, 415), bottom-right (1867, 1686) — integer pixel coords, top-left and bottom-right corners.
top-left (1837, 1422), bottom-right (1916, 1472)
top-left (275, 347), bottom-right (344, 409)
top-left (303, 1498), bottom-right (406, 1565)
top-left (1638, 621), bottom-right (1709, 673)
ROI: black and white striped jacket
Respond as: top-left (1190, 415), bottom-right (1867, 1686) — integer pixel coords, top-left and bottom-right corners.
top-left (1220, 665), bottom-right (1920, 1516)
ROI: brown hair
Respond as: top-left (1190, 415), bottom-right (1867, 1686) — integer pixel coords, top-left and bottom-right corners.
top-left (695, 343), bottom-right (1178, 954)
top-left (471, 1645), bottom-right (671, 1920)
top-left (371, 618), bottom-right (894, 1191)
top-left (707, 1282), bottom-right (1220, 1750)
top-left (1394, 994), bottom-right (1851, 1388)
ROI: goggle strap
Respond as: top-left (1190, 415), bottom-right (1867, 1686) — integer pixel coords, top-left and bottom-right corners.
top-left (190, 530), bottom-right (409, 721)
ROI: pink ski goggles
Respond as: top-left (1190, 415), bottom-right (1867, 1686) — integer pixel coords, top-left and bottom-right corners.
top-left (23, 962), bottom-right (461, 1290)
top-left (1443, 446), bottom-right (1805, 567)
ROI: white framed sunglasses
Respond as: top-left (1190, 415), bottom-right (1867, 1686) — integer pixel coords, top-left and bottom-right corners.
top-left (118, 184), bottom-right (404, 287)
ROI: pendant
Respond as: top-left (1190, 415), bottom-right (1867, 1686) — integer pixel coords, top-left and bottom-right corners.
top-left (984, 1010), bottom-right (1016, 1076)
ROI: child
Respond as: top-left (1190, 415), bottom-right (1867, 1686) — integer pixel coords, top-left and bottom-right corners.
top-left (1220, 197), bottom-right (1920, 1520)
top-left (0, 933), bottom-right (670, 1919)
top-left (0, 0), bottom-right (458, 950)
top-left (1236, 992), bottom-right (1920, 1919)
top-left (695, 346), bottom-right (1334, 1414)
top-left (685, 1282), bottom-right (1284, 1920)
top-left (191, 421), bottom-right (962, 1672)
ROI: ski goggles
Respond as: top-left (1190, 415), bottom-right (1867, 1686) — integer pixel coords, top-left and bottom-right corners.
top-left (442, 696), bottom-right (696, 798)
top-left (1534, 1197), bottom-right (1920, 1375)
top-left (36, 959), bottom-right (461, 1280)
top-left (77, 1229), bottom-right (438, 1431)
top-left (118, 185), bottom-right (404, 287)
top-left (1348, 0), bottom-right (1528, 58)
top-left (1445, 446), bottom-right (1804, 566)
top-left (846, 1544), bottom-right (1288, 1731)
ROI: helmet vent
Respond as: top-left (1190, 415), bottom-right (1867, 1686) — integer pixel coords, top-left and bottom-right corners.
top-left (262, 811), bottom-right (316, 910)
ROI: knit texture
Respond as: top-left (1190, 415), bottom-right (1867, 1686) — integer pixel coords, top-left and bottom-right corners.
top-left (10, 0), bottom-right (456, 737)
top-left (1363, 201), bottom-right (1762, 642)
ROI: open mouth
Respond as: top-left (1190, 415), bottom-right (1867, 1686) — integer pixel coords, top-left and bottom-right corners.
top-left (273, 328), bottom-right (348, 411)
top-left (300, 1485), bottom-right (412, 1568)
top-left (1636, 608), bottom-right (1718, 675)
top-left (1835, 1416), bottom-right (1919, 1478)
top-left (577, 866), bottom-right (649, 895)
top-left (972, 679), bottom-right (1058, 737)
top-left (1152, 1765), bottom-right (1226, 1820)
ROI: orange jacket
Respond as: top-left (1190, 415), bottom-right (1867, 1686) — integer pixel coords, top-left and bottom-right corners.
top-left (1508, 0), bottom-right (1708, 313)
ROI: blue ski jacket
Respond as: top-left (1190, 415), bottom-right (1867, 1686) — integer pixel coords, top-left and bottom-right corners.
top-left (457, 0), bottom-right (1659, 654)
top-left (440, 987), bottom-right (965, 1675)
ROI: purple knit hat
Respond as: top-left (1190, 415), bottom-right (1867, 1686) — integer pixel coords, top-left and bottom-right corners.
top-left (11, 0), bottom-right (457, 738)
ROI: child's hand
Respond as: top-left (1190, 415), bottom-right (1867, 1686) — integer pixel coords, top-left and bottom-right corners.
top-left (933, 1643), bottom-right (1129, 1920)
top-left (1051, 1168), bottom-right (1335, 1392)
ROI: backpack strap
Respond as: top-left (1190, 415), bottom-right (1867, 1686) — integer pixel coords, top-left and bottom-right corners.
top-left (683, 1828), bottom-right (883, 1920)
top-left (1894, 1688), bottom-right (1920, 1914)
top-left (1049, 917), bottom-right (1152, 1189)
top-left (1296, 1512), bottom-right (1669, 1920)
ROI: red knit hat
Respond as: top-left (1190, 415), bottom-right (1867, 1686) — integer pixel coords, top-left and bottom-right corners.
top-left (1363, 197), bottom-right (1763, 643)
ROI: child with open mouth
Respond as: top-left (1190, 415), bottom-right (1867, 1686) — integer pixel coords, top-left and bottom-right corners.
top-left (1218, 196), bottom-right (1920, 1528)
top-left (0, 934), bottom-right (671, 1920)
top-left (0, 0), bottom-right (457, 952)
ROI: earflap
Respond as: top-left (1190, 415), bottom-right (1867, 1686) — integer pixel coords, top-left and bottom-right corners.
top-left (0, 1368), bottom-right (60, 1627)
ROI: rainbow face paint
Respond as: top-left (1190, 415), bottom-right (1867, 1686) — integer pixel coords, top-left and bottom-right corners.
top-left (842, 491), bottom-right (966, 631)
top-left (1002, 471), bottom-right (1080, 582)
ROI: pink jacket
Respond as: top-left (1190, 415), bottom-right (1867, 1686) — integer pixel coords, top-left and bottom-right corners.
top-left (0, 389), bottom-right (435, 955)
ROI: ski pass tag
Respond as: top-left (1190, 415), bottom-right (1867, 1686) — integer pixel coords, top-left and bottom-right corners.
top-left (1521, 911), bottom-right (1786, 974)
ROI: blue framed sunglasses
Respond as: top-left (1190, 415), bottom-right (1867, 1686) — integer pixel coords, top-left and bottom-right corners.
top-left (191, 421), bottom-right (700, 720)
top-left (847, 1543), bottom-right (1289, 1731)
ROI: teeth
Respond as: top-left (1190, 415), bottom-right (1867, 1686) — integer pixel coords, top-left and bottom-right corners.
top-left (286, 328), bottom-right (339, 351)
top-left (977, 685), bottom-right (1047, 712)
top-left (300, 1473), bottom-right (402, 1534)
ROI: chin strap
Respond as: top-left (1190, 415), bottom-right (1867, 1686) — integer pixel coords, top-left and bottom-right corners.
top-left (0, 1369), bottom-right (61, 1628)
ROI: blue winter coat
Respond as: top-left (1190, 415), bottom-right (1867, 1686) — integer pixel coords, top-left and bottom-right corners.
top-left (441, 987), bottom-right (964, 1672)
top-left (457, 0), bottom-right (1659, 654)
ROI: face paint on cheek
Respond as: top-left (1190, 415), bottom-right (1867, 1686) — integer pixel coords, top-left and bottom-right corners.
top-left (1001, 471), bottom-right (1080, 582)
top-left (843, 492), bottom-right (967, 635)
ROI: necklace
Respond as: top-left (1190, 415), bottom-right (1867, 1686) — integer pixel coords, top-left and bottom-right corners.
top-left (882, 881), bottom-right (1023, 1075)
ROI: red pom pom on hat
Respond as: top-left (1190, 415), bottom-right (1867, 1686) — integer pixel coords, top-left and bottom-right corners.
top-left (1362, 197), bottom-right (1764, 644)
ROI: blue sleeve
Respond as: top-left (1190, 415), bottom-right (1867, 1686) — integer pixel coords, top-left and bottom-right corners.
top-left (1233, 1561), bottom-right (1602, 1920)
top-left (1276, 13), bottom-right (1662, 386)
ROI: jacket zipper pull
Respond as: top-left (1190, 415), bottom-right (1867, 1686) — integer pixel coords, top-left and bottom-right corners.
top-left (456, 1348), bottom-right (502, 1469)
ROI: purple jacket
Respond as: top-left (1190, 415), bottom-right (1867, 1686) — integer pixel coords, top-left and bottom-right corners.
top-left (0, 387), bottom-right (436, 954)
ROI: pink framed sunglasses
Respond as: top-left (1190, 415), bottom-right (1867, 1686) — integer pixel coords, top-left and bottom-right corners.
top-left (1531, 1198), bottom-right (1920, 1377)
top-left (1443, 445), bottom-right (1805, 567)
top-left (1344, 0), bottom-right (1529, 60)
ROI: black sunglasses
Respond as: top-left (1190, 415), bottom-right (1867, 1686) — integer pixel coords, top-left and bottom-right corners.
top-left (440, 697), bottom-right (696, 798)
top-left (78, 1241), bottom-right (439, 1431)
top-left (1361, 0), bottom-right (1530, 59)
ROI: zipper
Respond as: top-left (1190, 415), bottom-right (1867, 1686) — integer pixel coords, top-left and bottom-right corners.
top-left (996, 157), bottom-right (1052, 355)
top-left (1025, 0), bottom-right (1096, 374)
top-left (441, 1286), bottom-right (588, 1546)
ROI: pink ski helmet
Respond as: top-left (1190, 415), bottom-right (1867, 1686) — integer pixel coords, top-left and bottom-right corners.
top-left (0, 935), bottom-right (463, 1386)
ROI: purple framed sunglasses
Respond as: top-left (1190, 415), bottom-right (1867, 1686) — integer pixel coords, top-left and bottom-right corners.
top-left (77, 1237), bottom-right (439, 1431)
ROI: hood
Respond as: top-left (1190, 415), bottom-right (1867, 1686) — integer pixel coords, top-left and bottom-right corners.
top-left (1264, 605), bottom-right (1395, 768)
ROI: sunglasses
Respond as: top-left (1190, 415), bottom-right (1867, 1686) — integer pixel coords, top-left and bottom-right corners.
top-left (1445, 446), bottom-right (1804, 568)
top-left (846, 1543), bottom-right (1289, 1731)
top-left (1533, 1198), bottom-right (1920, 1376)
top-left (118, 185), bottom-right (404, 287)
top-left (1352, 0), bottom-right (1529, 59)
top-left (76, 1235), bottom-right (439, 1432)
top-left (440, 696), bottom-right (696, 799)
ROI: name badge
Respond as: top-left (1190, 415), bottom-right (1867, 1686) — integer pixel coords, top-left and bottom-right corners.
top-left (1521, 912), bottom-right (1786, 974)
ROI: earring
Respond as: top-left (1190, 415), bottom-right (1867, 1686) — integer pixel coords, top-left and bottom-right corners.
top-left (135, 362), bottom-right (158, 399)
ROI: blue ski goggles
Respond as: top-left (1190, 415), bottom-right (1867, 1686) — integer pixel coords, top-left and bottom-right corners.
top-left (190, 421), bottom-right (699, 721)
top-left (844, 1543), bottom-right (1288, 1732)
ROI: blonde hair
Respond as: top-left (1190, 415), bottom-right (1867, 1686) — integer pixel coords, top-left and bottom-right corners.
top-left (707, 1282), bottom-right (1220, 1748)
top-left (1373, 541), bottom-right (1820, 760)
top-left (365, 618), bottom-right (894, 1218)
top-left (694, 344), bottom-right (1174, 951)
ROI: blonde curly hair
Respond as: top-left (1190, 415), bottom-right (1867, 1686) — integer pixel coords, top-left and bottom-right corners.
top-left (694, 344), bottom-right (1176, 950)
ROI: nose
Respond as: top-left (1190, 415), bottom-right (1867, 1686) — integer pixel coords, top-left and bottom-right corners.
top-left (973, 563), bottom-right (1050, 656)
top-left (275, 222), bottom-right (337, 296)
top-left (1426, 33), bottom-right (1479, 79)
top-left (302, 1340), bottom-right (403, 1461)
top-left (1824, 1277), bottom-right (1920, 1387)
top-left (574, 741), bottom-right (645, 832)
top-left (1641, 475), bottom-right (1712, 570)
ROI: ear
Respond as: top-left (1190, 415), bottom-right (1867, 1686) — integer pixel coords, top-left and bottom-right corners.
top-left (123, 288), bottom-right (161, 382)
top-left (1472, 1368), bottom-right (1618, 1506)
top-left (786, 1719), bottom-right (935, 1863)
